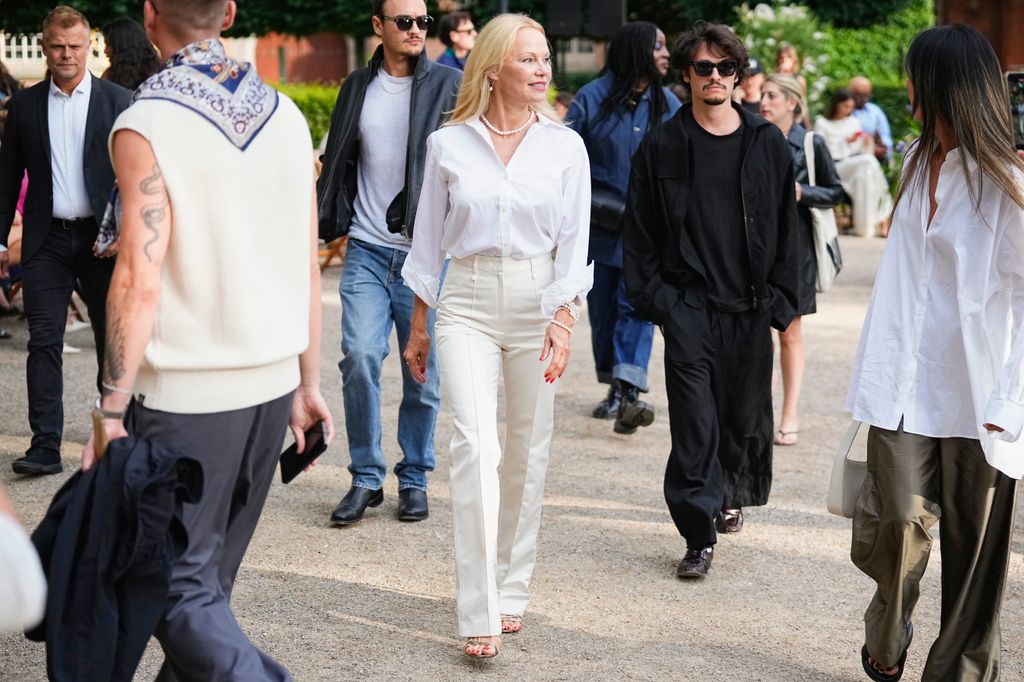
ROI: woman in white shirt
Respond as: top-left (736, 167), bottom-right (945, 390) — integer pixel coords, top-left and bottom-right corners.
top-left (0, 482), bottom-right (46, 633)
top-left (814, 88), bottom-right (892, 237)
top-left (846, 25), bottom-right (1024, 682)
top-left (402, 14), bottom-right (591, 659)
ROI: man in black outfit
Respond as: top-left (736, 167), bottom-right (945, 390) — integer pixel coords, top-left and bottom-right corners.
top-left (0, 6), bottom-right (131, 475)
top-left (623, 22), bottom-right (797, 579)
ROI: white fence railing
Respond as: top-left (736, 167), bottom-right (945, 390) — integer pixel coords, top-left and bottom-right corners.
top-left (1, 32), bottom-right (110, 83)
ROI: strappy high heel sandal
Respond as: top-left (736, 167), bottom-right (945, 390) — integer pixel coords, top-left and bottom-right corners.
top-left (463, 636), bottom-right (500, 659)
top-left (500, 614), bottom-right (522, 634)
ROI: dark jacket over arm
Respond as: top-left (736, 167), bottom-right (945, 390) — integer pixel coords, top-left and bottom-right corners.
top-left (623, 103), bottom-right (799, 334)
top-left (316, 47), bottom-right (462, 242)
top-left (789, 126), bottom-right (844, 208)
top-left (27, 438), bottom-right (202, 682)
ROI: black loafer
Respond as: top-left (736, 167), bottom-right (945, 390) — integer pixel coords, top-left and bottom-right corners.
top-left (715, 508), bottom-right (744, 534)
top-left (676, 545), bottom-right (714, 579)
top-left (330, 486), bottom-right (383, 526)
top-left (591, 384), bottom-right (622, 420)
top-left (614, 382), bottom-right (655, 434)
top-left (397, 488), bottom-right (429, 522)
top-left (12, 450), bottom-right (63, 476)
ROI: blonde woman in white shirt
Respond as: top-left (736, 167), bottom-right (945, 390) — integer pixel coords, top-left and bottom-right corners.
top-left (402, 14), bottom-right (591, 659)
top-left (814, 88), bottom-right (892, 237)
top-left (846, 25), bottom-right (1024, 682)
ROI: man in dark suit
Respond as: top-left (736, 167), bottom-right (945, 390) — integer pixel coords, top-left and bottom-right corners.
top-left (0, 6), bottom-right (131, 475)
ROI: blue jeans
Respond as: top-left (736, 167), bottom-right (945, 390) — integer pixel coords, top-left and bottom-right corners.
top-left (339, 238), bottom-right (440, 491)
top-left (587, 260), bottom-right (654, 392)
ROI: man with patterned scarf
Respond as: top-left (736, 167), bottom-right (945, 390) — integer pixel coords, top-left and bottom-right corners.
top-left (83, 1), bottom-right (332, 679)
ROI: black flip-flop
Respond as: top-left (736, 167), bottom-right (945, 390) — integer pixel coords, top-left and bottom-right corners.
top-left (861, 622), bottom-right (914, 681)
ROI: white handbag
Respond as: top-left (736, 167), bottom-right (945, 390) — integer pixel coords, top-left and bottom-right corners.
top-left (826, 421), bottom-right (867, 518)
top-left (804, 132), bottom-right (842, 293)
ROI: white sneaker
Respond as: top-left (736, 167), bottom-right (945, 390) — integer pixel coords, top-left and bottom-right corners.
top-left (62, 343), bottom-right (81, 354)
top-left (66, 319), bottom-right (91, 333)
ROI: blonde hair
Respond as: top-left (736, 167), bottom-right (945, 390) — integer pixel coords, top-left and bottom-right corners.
top-left (775, 43), bottom-right (799, 73)
top-left (447, 14), bottom-right (562, 126)
top-left (764, 72), bottom-right (805, 118)
top-left (42, 5), bottom-right (89, 41)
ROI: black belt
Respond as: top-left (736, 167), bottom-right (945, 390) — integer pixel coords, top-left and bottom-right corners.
top-left (51, 217), bottom-right (96, 231)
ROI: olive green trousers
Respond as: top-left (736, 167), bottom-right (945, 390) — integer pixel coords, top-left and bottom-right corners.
top-left (852, 423), bottom-right (1017, 681)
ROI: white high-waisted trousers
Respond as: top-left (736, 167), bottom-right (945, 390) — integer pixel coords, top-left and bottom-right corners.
top-left (435, 253), bottom-right (557, 637)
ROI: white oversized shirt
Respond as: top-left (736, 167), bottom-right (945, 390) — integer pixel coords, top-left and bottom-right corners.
top-left (402, 115), bottom-right (593, 314)
top-left (0, 513), bottom-right (46, 632)
top-left (846, 147), bottom-right (1024, 478)
top-left (48, 73), bottom-right (93, 219)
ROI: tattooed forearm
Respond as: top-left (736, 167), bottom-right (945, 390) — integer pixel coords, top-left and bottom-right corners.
top-left (102, 314), bottom-right (127, 394)
top-left (138, 163), bottom-right (167, 263)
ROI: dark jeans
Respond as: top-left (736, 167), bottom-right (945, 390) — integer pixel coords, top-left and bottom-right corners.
top-left (663, 308), bottom-right (773, 549)
top-left (587, 260), bottom-right (655, 391)
top-left (21, 221), bottom-right (113, 456)
top-left (129, 393), bottom-right (295, 682)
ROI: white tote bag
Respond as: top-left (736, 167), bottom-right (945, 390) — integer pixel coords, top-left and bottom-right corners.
top-left (826, 421), bottom-right (867, 518)
top-left (804, 132), bottom-right (842, 293)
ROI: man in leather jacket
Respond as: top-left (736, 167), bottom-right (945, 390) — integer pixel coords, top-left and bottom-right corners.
top-left (623, 22), bottom-right (798, 580)
top-left (316, 0), bottom-right (461, 526)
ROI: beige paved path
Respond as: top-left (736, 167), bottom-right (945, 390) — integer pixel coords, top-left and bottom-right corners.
top-left (1, 235), bottom-right (1022, 681)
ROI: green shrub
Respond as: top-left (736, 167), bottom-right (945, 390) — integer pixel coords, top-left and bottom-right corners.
top-left (821, 0), bottom-right (933, 86)
top-left (271, 82), bottom-right (341, 147)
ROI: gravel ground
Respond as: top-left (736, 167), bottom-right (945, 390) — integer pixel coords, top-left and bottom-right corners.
top-left (1, 234), bottom-right (1023, 681)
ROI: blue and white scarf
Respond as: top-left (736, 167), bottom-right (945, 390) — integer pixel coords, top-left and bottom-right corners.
top-left (134, 38), bottom-right (278, 151)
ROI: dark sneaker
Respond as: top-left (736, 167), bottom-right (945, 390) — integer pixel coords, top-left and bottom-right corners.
top-left (614, 382), bottom-right (655, 434)
top-left (591, 384), bottom-right (622, 419)
top-left (676, 546), bottom-right (714, 579)
top-left (715, 507), bottom-right (744, 534)
top-left (12, 450), bottom-right (63, 476)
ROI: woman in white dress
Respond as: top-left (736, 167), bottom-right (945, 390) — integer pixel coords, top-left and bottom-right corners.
top-left (815, 88), bottom-right (892, 237)
top-left (401, 13), bottom-right (591, 659)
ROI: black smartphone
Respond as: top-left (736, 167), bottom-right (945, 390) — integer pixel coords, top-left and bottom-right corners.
top-left (279, 420), bottom-right (328, 484)
top-left (1009, 71), bottom-right (1024, 150)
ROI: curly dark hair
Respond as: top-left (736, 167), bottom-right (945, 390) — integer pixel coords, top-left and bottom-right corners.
top-left (0, 59), bottom-right (21, 100)
top-left (102, 17), bottom-right (161, 91)
top-left (670, 21), bottom-right (749, 92)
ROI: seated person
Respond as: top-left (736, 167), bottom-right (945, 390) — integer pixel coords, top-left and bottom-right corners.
top-left (815, 89), bottom-right (893, 237)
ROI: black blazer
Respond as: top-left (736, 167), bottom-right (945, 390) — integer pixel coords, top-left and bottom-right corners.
top-left (0, 75), bottom-right (131, 263)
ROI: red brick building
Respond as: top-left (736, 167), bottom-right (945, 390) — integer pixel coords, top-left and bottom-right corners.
top-left (937, 0), bottom-right (1024, 69)
top-left (255, 33), bottom-right (349, 83)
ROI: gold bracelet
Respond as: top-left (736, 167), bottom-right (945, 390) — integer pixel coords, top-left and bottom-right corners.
top-left (549, 319), bottom-right (574, 334)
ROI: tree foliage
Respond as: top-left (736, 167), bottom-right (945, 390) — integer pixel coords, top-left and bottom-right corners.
top-left (805, 0), bottom-right (918, 28)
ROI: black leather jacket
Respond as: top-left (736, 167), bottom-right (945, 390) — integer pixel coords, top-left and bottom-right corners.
top-left (623, 103), bottom-right (799, 334)
top-left (316, 47), bottom-right (462, 242)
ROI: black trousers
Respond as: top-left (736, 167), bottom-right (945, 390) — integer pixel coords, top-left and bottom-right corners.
top-left (663, 307), bottom-right (774, 549)
top-left (21, 220), bottom-right (113, 457)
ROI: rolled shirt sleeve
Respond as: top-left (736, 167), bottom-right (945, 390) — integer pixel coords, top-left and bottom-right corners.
top-left (542, 140), bottom-right (593, 315)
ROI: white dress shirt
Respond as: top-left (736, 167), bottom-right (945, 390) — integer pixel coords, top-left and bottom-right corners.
top-left (846, 146), bottom-right (1024, 478)
top-left (48, 73), bottom-right (93, 219)
top-left (402, 115), bottom-right (593, 315)
top-left (0, 513), bottom-right (47, 633)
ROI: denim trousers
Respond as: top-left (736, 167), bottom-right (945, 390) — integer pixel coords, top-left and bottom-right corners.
top-left (587, 260), bottom-right (654, 391)
top-left (21, 222), bottom-right (113, 457)
top-left (339, 238), bottom-right (440, 491)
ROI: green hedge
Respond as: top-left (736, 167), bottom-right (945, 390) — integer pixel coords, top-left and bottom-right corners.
top-left (271, 82), bottom-right (341, 147)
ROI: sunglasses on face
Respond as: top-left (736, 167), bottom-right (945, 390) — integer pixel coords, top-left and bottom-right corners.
top-left (690, 60), bottom-right (740, 77)
top-left (379, 14), bottom-right (433, 31)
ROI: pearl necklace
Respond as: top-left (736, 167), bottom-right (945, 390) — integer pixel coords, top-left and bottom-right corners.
top-left (480, 111), bottom-right (535, 136)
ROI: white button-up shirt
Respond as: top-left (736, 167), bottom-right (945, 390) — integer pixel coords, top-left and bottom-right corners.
top-left (48, 73), bottom-right (93, 219)
top-left (846, 147), bottom-right (1024, 478)
top-left (402, 115), bottom-right (593, 314)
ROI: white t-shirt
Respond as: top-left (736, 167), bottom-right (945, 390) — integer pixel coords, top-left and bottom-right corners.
top-left (350, 71), bottom-right (413, 250)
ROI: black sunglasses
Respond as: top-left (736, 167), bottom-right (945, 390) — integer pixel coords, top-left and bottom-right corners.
top-left (379, 14), bottom-right (433, 31)
top-left (690, 60), bottom-right (740, 77)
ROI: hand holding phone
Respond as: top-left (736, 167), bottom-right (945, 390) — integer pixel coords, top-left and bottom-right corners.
top-left (280, 420), bottom-right (328, 484)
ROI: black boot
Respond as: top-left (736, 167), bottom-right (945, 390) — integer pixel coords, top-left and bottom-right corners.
top-left (614, 381), bottom-right (655, 434)
top-left (591, 383), bottom-right (622, 419)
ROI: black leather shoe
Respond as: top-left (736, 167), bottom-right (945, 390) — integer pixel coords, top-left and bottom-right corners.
top-left (330, 486), bottom-right (383, 526)
top-left (614, 381), bottom-right (655, 434)
top-left (591, 384), bottom-right (622, 419)
top-left (715, 507), bottom-right (744, 534)
top-left (397, 488), bottom-right (429, 522)
top-left (12, 450), bottom-right (63, 476)
top-left (676, 545), bottom-right (714, 579)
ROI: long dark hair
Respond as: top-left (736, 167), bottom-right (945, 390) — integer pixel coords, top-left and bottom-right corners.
top-left (597, 21), bottom-right (668, 130)
top-left (102, 17), bottom-right (161, 91)
top-left (896, 24), bottom-right (1024, 216)
top-left (826, 88), bottom-right (854, 120)
top-left (0, 59), bottom-right (21, 99)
